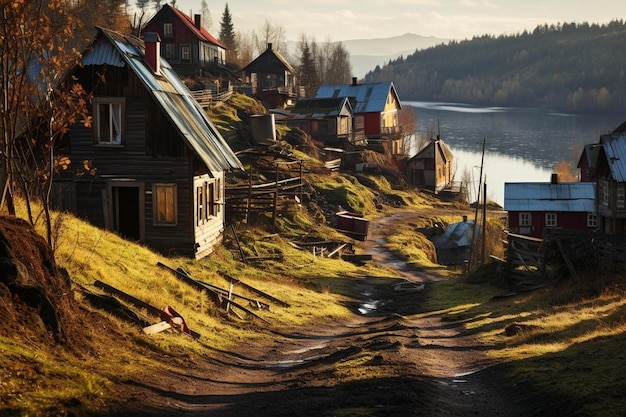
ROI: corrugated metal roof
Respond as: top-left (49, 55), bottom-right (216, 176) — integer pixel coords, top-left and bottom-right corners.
top-left (89, 27), bottom-right (242, 174)
top-left (504, 182), bottom-right (596, 212)
top-left (600, 133), bottom-right (626, 182)
top-left (315, 82), bottom-right (400, 113)
top-left (291, 97), bottom-right (352, 117)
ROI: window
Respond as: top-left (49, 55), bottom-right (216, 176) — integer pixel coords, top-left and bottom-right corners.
top-left (165, 43), bottom-right (173, 59)
top-left (617, 184), bottom-right (625, 209)
top-left (519, 212), bottom-right (531, 227)
top-left (587, 213), bottom-right (597, 228)
top-left (196, 180), bottom-right (220, 226)
top-left (154, 184), bottom-right (177, 225)
top-left (163, 23), bottom-right (173, 38)
top-left (181, 46), bottom-right (190, 61)
top-left (94, 98), bottom-right (124, 145)
top-left (546, 213), bottom-right (557, 227)
top-left (601, 181), bottom-right (609, 206)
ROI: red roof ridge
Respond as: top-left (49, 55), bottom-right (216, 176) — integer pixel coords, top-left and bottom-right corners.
top-left (168, 5), bottom-right (226, 49)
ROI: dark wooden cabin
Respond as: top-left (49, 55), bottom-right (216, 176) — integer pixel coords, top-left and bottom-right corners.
top-left (56, 27), bottom-right (242, 259)
top-left (141, 4), bottom-right (226, 77)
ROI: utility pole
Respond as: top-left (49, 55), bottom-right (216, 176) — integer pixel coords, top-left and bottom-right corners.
top-left (467, 138), bottom-right (486, 272)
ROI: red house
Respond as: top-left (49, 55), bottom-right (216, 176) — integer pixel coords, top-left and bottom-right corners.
top-left (504, 178), bottom-right (597, 238)
top-left (142, 4), bottom-right (226, 77)
top-left (315, 79), bottom-right (402, 153)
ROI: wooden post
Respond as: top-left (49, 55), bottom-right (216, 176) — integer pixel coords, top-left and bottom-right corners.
top-left (272, 163), bottom-right (279, 231)
top-left (247, 168), bottom-right (252, 224)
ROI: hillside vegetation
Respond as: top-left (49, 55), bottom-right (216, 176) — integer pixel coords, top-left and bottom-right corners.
top-left (365, 20), bottom-right (626, 113)
top-left (1, 95), bottom-right (626, 416)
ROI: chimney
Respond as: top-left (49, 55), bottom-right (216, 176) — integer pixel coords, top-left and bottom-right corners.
top-left (463, 215), bottom-right (468, 222)
top-left (551, 173), bottom-right (558, 184)
top-left (194, 14), bottom-right (201, 29)
top-left (267, 43), bottom-right (273, 51)
top-left (144, 32), bottom-right (161, 74)
top-left (352, 77), bottom-right (358, 86)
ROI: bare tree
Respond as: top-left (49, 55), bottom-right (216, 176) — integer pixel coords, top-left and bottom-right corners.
top-left (200, 0), bottom-right (213, 31)
top-left (253, 20), bottom-right (287, 56)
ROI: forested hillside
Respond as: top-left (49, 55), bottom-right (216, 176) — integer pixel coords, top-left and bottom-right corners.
top-left (364, 20), bottom-right (626, 113)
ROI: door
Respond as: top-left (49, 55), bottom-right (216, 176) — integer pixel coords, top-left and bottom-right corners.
top-left (106, 181), bottom-right (144, 241)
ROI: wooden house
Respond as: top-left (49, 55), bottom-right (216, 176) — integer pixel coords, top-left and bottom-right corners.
top-left (405, 137), bottom-right (454, 192)
top-left (141, 4), bottom-right (226, 77)
top-left (504, 178), bottom-right (597, 238)
top-left (595, 131), bottom-right (626, 234)
top-left (240, 43), bottom-right (298, 108)
top-left (56, 27), bottom-right (243, 259)
top-left (283, 97), bottom-right (353, 146)
top-left (577, 143), bottom-right (601, 182)
top-left (315, 79), bottom-right (402, 153)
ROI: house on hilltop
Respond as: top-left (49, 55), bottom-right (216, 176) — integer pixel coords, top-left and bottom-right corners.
top-left (240, 43), bottom-right (299, 108)
top-left (504, 177), bottom-right (597, 238)
top-left (141, 4), bottom-right (226, 77)
top-left (56, 27), bottom-right (243, 259)
top-left (315, 79), bottom-right (402, 153)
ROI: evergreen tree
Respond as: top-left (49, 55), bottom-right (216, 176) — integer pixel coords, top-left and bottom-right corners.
top-left (299, 40), bottom-right (318, 97)
top-left (219, 3), bottom-right (238, 64)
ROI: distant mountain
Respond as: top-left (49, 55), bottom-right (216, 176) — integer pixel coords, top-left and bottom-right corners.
top-left (286, 33), bottom-right (451, 79)
top-left (344, 33), bottom-right (451, 78)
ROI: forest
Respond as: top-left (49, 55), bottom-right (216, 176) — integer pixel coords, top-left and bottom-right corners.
top-left (364, 20), bottom-right (626, 113)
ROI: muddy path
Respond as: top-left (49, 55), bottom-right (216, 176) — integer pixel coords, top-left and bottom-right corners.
top-left (113, 210), bottom-right (537, 417)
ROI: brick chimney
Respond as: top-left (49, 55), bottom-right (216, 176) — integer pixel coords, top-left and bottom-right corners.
top-left (352, 77), bottom-right (358, 86)
top-left (194, 14), bottom-right (201, 29)
top-left (267, 43), bottom-right (273, 51)
top-left (144, 32), bottom-right (161, 75)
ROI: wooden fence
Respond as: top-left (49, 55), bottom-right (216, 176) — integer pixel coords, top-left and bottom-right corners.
top-left (191, 86), bottom-right (234, 109)
top-left (225, 160), bottom-right (306, 230)
top-left (495, 229), bottom-right (626, 284)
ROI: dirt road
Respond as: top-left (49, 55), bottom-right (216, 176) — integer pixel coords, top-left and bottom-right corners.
top-left (113, 210), bottom-right (537, 417)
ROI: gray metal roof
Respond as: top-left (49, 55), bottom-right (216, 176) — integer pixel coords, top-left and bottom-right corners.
top-left (315, 82), bottom-right (400, 113)
top-left (83, 27), bottom-right (242, 174)
top-left (600, 133), bottom-right (626, 182)
top-left (504, 182), bottom-right (596, 212)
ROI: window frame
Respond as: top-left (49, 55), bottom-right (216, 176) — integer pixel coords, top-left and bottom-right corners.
top-left (196, 179), bottom-right (220, 226)
top-left (163, 23), bottom-right (173, 38)
top-left (545, 212), bottom-right (557, 227)
top-left (181, 45), bottom-right (190, 61)
top-left (617, 183), bottom-right (625, 209)
top-left (93, 97), bottom-right (125, 146)
top-left (519, 212), bottom-right (531, 227)
top-left (153, 183), bottom-right (177, 226)
top-left (587, 213), bottom-right (597, 228)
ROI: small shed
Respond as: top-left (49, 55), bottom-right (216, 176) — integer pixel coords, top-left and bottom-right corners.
top-left (285, 97), bottom-right (353, 146)
top-left (406, 137), bottom-right (454, 192)
top-left (431, 218), bottom-right (478, 265)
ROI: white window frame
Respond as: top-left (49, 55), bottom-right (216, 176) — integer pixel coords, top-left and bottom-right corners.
top-left (165, 43), bottom-right (173, 59)
top-left (93, 97), bottom-right (124, 145)
top-left (587, 213), bottom-right (597, 228)
top-left (519, 212), bottom-right (531, 227)
top-left (181, 45), bottom-right (190, 61)
top-left (545, 213), bottom-right (557, 227)
top-left (154, 183), bottom-right (177, 226)
top-left (163, 23), bottom-right (173, 38)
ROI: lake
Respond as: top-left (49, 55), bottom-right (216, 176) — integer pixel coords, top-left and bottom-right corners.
top-left (404, 101), bottom-right (624, 205)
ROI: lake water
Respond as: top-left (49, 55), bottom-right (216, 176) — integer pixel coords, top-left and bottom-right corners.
top-left (404, 101), bottom-right (624, 205)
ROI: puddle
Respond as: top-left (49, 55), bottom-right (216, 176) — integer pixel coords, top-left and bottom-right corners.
top-left (358, 300), bottom-right (380, 315)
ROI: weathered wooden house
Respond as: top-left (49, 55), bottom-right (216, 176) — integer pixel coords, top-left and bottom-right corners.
top-left (56, 27), bottom-right (243, 259)
top-left (577, 143), bottom-right (601, 182)
top-left (240, 43), bottom-right (298, 108)
top-left (283, 97), bottom-right (353, 146)
top-left (405, 137), bottom-right (454, 192)
top-left (504, 178), bottom-right (597, 238)
top-left (141, 4), bottom-right (226, 77)
top-left (315, 79), bottom-right (402, 153)
top-left (595, 131), bottom-right (626, 234)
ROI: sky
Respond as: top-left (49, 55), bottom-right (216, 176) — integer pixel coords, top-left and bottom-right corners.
top-left (170, 0), bottom-right (626, 42)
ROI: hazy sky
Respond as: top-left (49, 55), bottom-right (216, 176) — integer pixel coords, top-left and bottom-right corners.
top-left (171, 0), bottom-right (626, 41)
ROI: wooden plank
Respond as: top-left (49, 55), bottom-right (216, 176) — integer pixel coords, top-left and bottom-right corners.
top-left (143, 321), bottom-right (172, 335)
top-left (218, 271), bottom-right (291, 308)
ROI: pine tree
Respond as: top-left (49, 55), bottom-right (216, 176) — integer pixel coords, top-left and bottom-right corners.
top-left (299, 41), bottom-right (318, 97)
top-left (219, 3), bottom-right (238, 64)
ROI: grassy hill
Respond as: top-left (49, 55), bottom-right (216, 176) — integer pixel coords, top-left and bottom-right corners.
top-left (1, 94), bottom-right (626, 416)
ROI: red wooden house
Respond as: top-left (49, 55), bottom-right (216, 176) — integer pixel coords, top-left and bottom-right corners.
top-left (315, 78), bottom-right (402, 153)
top-left (504, 177), bottom-right (597, 238)
top-left (142, 4), bottom-right (226, 77)
top-left (405, 136), bottom-right (454, 192)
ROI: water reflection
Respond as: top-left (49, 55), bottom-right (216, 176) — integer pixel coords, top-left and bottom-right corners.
top-left (405, 101), bottom-right (624, 205)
